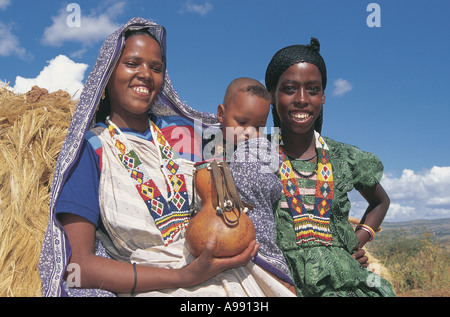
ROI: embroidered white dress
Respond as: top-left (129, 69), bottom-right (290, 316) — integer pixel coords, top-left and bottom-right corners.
top-left (92, 126), bottom-right (294, 297)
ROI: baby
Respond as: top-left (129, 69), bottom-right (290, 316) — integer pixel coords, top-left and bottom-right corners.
top-left (217, 77), bottom-right (271, 149)
top-left (202, 77), bottom-right (270, 160)
top-left (213, 77), bottom-right (295, 292)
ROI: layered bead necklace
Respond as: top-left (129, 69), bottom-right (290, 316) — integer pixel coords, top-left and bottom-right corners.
top-left (278, 132), bottom-right (334, 246)
top-left (286, 153), bottom-right (318, 178)
top-left (106, 116), bottom-right (191, 246)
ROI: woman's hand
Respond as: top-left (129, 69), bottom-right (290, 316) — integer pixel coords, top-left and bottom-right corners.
top-left (61, 214), bottom-right (259, 293)
top-left (352, 247), bottom-right (369, 268)
top-left (180, 235), bottom-right (259, 287)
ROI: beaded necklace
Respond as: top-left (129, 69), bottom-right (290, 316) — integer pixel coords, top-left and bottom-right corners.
top-left (287, 154), bottom-right (318, 178)
top-left (106, 117), bottom-right (190, 246)
top-left (278, 133), bottom-right (334, 246)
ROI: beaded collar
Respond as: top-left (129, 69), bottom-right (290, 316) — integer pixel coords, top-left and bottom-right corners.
top-left (278, 132), bottom-right (334, 246)
top-left (106, 117), bottom-right (190, 246)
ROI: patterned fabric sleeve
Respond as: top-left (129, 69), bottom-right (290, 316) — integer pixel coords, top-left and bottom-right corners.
top-left (324, 137), bottom-right (384, 191)
top-left (351, 150), bottom-right (384, 190)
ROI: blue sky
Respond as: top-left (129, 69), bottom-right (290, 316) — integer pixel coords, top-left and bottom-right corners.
top-left (1, 0), bottom-right (449, 222)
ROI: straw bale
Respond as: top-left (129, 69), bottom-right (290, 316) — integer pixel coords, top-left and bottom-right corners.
top-left (0, 86), bottom-right (76, 297)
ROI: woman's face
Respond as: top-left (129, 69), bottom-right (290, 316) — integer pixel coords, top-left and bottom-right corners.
top-left (273, 62), bottom-right (325, 136)
top-left (107, 34), bottom-right (164, 128)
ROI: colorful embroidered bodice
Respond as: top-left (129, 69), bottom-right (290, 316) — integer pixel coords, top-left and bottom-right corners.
top-left (107, 118), bottom-right (190, 246)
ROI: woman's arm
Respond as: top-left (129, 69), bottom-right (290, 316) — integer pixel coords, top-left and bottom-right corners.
top-left (61, 213), bottom-right (259, 294)
top-left (356, 183), bottom-right (390, 248)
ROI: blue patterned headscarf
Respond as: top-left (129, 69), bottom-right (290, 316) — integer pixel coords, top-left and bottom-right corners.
top-left (38, 17), bottom-right (219, 297)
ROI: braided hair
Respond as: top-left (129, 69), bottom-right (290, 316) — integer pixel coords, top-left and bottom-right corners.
top-left (265, 38), bottom-right (327, 134)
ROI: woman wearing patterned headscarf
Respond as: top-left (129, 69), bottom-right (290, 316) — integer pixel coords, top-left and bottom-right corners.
top-left (38, 18), bottom-right (294, 297)
top-left (265, 38), bottom-right (396, 296)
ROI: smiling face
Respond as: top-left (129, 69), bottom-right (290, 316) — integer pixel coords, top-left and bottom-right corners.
top-left (273, 62), bottom-right (325, 137)
top-left (107, 34), bottom-right (164, 131)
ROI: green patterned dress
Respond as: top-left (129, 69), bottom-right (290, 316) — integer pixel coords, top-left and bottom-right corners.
top-left (274, 136), bottom-right (396, 297)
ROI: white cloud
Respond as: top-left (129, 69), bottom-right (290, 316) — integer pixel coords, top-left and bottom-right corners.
top-left (0, 0), bottom-right (10, 10)
top-left (0, 0), bottom-right (11, 10)
top-left (332, 78), bottom-right (352, 97)
top-left (349, 166), bottom-right (450, 222)
top-left (0, 22), bottom-right (32, 60)
top-left (179, 0), bottom-right (213, 16)
top-left (42, 2), bottom-right (124, 56)
top-left (12, 55), bottom-right (88, 99)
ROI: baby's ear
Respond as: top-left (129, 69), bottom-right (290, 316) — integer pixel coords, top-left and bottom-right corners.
top-left (217, 104), bottom-right (225, 123)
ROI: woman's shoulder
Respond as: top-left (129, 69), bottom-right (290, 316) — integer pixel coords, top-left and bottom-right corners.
top-left (85, 124), bottom-right (107, 151)
top-left (322, 136), bottom-right (357, 151)
top-left (322, 136), bottom-right (380, 162)
top-left (322, 136), bottom-right (384, 189)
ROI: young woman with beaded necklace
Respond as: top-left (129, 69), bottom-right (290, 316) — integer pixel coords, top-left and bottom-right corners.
top-left (264, 38), bottom-right (396, 297)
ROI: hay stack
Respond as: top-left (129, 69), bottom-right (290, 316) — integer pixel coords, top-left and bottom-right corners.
top-left (0, 85), bottom-right (76, 296)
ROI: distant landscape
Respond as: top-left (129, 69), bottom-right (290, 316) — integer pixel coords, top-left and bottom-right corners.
top-left (367, 218), bottom-right (450, 297)
top-left (375, 218), bottom-right (450, 247)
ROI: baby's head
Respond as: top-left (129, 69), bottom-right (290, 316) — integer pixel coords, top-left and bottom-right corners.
top-left (217, 77), bottom-right (271, 146)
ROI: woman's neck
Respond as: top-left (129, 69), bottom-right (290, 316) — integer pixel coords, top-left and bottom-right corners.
top-left (109, 114), bottom-right (150, 133)
top-left (281, 128), bottom-right (316, 160)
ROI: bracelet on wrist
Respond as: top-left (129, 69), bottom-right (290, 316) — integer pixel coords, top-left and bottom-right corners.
top-left (355, 224), bottom-right (375, 242)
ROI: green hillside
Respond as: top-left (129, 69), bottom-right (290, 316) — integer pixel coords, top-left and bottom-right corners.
top-left (367, 218), bottom-right (450, 297)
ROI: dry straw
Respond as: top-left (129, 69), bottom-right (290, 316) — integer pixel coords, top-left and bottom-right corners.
top-left (0, 85), bottom-right (76, 296)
